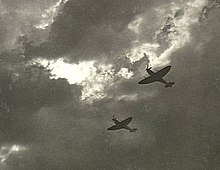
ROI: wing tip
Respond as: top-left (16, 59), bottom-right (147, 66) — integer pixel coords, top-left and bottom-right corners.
top-left (165, 65), bottom-right (171, 69)
top-left (127, 117), bottom-right (133, 122)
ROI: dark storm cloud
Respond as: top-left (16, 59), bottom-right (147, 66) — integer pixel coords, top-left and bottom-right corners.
top-left (0, 62), bottom-right (82, 145)
top-left (33, 0), bottom-right (156, 61)
top-left (0, 0), bottom-right (176, 63)
top-left (1, 0), bottom-right (57, 10)
top-left (0, 0), bottom-right (84, 149)
top-left (0, 0), bottom-right (57, 54)
top-left (35, 0), bottom-right (184, 64)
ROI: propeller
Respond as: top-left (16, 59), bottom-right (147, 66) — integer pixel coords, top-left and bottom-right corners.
top-left (146, 64), bottom-right (152, 70)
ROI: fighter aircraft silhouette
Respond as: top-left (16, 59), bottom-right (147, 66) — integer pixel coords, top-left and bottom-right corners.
top-left (138, 54), bottom-right (175, 88)
top-left (107, 116), bottom-right (137, 132)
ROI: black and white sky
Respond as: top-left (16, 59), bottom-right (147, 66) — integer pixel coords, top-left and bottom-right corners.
top-left (0, 0), bottom-right (220, 169)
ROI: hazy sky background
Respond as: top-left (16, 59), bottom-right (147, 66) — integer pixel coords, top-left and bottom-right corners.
top-left (0, 0), bottom-right (220, 169)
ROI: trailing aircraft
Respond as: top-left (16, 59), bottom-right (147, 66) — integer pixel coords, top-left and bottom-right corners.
top-left (107, 116), bottom-right (137, 132)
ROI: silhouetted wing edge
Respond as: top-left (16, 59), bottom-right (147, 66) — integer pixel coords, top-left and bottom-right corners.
top-left (121, 117), bottom-right (132, 125)
top-left (138, 76), bottom-right (155, 84)
top-left (156, 66), bottom-right (171, 78)
top-left (107, 125), bottom-right (121, 130)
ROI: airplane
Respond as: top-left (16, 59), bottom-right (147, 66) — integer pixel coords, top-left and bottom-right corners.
top-left (138, 53), bottom-right (175, 88)
top-left (107, 116), bottom-right (137, 132)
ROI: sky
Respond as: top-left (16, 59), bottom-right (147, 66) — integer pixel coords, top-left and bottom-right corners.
top-left (0, 0), bottom-right (220, 169)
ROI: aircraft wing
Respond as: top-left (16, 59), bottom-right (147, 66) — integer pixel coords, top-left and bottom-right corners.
top-left (107, 125), bottom-right (121, 130)
top-left (156, 66), bottom-right (171, 78)
top-left (138, 76), bottom-right (156, 84)
top-left (120, 117), bottom-right (132, 126)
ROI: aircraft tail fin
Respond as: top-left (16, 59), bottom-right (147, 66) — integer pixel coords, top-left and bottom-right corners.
top-left (129, 128), bottom-right (137, 132)
top-left (165, 82), bottom-right (175, 88)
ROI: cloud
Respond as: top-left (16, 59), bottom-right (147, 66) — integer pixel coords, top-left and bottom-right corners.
top-left (36, 58), bottom-right (95, 84)
top-left (34, 58), bottom-right (135, 103)
top-left (0, 144), bottom-right (28, 165)
top-left (34, 0), bottom-right (69, 30)
top-left (200, 0), bottom-right (220, 20)
top-left (0, 61), bottom-right (82, 147)
top-left (126, 0), bottom-right (209, 68)
top-left (128, 16), bottom-right (143, 34)
top-left (116, 93), bottom-right (139, 101)
top-left (116, 67), bottom-right (134, 79)
top-left (0, 0), bottom-right (55, 49)
top-left (24, 0), bottom-right (154, 61)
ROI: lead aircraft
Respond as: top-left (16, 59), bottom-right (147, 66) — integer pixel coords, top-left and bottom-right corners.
top-left (138, 54), bottom-right (175, 88)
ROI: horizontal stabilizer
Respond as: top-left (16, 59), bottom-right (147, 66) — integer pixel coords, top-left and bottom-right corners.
top-left (129, 128), bottom-right (137, 132)
top-left (165, 82), bottom-right (175, 88)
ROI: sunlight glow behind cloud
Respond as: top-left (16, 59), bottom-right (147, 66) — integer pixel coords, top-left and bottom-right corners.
top-left (34, 0), bottom-right (69, 30)
top-left (126, 0), bottom-right (208, 68)
top-left (0, 145), bottom-right (28, 165)
top-left (34, 58), bottom-right (134, 103)
top-left (49, 59), bottom-right (95, 84)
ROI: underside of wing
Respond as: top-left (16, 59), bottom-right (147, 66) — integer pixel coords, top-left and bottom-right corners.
top-left (156, 66), bottom-right (171, 78)
top-left (138, 76), bottom-right (156, 84)
top-left (120, 117), bottom-right (132, 126)
top-left (107, 125), bottom-right (121, 130)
